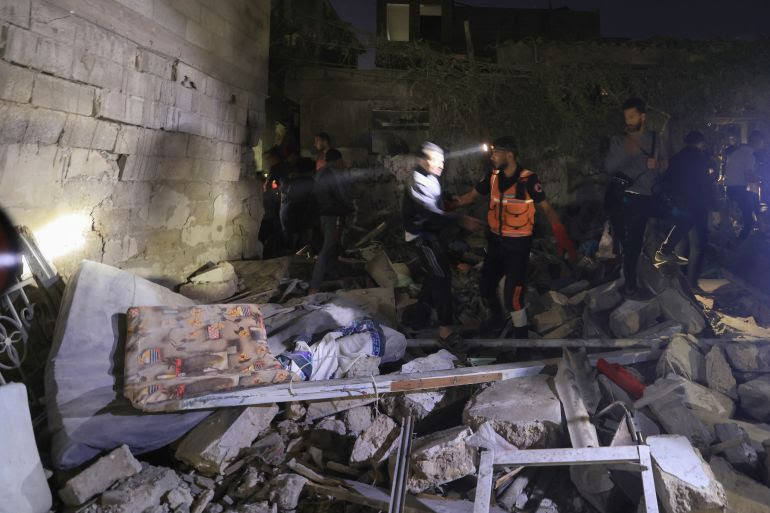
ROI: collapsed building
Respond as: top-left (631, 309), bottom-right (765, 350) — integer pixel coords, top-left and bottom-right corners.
top-left (2, 1), bottom-right (770, 513)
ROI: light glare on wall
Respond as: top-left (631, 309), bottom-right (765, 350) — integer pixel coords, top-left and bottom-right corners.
top-left (34, 213), bottom-right (91, 261)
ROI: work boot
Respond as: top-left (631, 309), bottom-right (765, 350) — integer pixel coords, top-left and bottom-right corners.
top-left (654, 250), bottom-right (688, 268)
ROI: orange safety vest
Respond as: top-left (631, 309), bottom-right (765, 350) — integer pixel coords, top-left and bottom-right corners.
top-left (487, 169), bottom-right (536, 237)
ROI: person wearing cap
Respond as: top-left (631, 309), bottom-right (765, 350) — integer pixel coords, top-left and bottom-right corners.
top-left (454, 136), bottom-right (576, 339)
top-left (657, 131), bottom-right (717, 289)
top-left (309, 149), bottom-right (355, 293)
top-left (403, 142), bottom-right (484, 346)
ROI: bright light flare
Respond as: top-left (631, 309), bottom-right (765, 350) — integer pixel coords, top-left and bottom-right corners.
top-left (446, 143), bottom-right (491, 159)
top-left (482, 143), bottom-right (489, 152)
top-left (34, 213), bottom-right (91, 261)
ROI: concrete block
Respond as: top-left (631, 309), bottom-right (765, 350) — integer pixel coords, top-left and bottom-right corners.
top-left (96, 90), bottom-right (128, 123)
top-left (710, 456), bottom-right (770, 513)
top-left (124, 69), bottom-right (162, 101)
top-left (119, 154), bottom-right (158, 181)
top-left (658, 288), bottom-right (706, 335)
top-left (60, 115), bottom-right (119, 151)
top-left (58, 445), bottom-right (142, 506)
top-left (0, 0), bottom-right (31, 28)
top-left (73, 22), bottom-right (136, 67)
top-left (585, 279), bottom-right (623, 313)
top-left (23, 106), bottom-right (66, 145)
top-left (656, 334), bottom-right (707, 384)
top-left (65, 148), bottom-right (120, 180)
top-left (136, 48), bottom-right (173, 80)
top-left (349, 414), bottom-right (399, 466)
top-left (175, 404), bottom-right (278, 475)
top-left (737, 376), bottom-right (770, 422)
top-left (533, 305), bottom-right (573, 334)
top-left (31, 74), bottom-right (94, 116)
top-left (714, 423), bottom-right (758, 474)
top-left (216, 160), bottom-right (241, 181)
top-left (29, 1), bottom-right (78, 43)
top-left (725, 342), bottom-right (770, 372)
top-left (157, 131), bottom-right (189, 157)
top-left (164, 486), bottom-right (193, 510)
top-left (267, 474), bottom-right (308, 511)
top-left (0, 60), bottom-right (34, 103)
top-left (609, 298), bottom-right (660, 337)
top-left (647, 435), bottom-right (726, 513)
top-left (99, 464), bottom-right (180, 513)
top-left (463, 374), bottom-right (562, 449)
top-left (124, 94), bottom-right (145, 125)
top-left (400, 426), bottom-right (477, 494)
top-left (3, 25), bottom-right (73, 77)
top-left (72, 48), bottom-right (124, 90)
top-left (706, 346), bottom-right (738, 400)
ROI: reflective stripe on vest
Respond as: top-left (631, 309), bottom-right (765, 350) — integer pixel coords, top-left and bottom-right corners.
top-left (487, 170), bottom-right (535, 237)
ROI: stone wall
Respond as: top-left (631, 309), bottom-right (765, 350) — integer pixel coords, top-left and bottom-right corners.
top-left (0, 0), bottom-right (269, 285)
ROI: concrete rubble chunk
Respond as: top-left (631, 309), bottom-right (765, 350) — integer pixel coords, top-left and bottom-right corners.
top-left (310, 417), bottom-right (349, 459)
top-left (59, 444), bottom-right (143, 506)
top-left (714, 423), bottom-right (758, 474)
top-left (249, 431), bottom-right (285, 466)
top-left (164, 486), bottom-right (194, 510)
top-left (267, 473), bottom-right (308, 511)
top-left (235, 501), bottom-right (276, 513)
top-left (533, 305), bottom-right (574, 334)
top-left (609, 298), bottom-right (660, 337)
top-left (543, 318), bottom-right (581, 339)
top-left (305, 397), bottom-right (376, 421)
top-left (189, 488), bottom-right (214, 513)
top-left (179, 262), bottom-right (239, 302)
top-left (99, 464), bottom-right (180, 513)
top-left (398, 425), bottom-right (477, 494)
top-left (656, 334), bottom-right (707, 384)
top-left (710, 456), bottom-right (770, 513)
top-left (284, 402), bottom-right (306, 421)
top-left (543, 290), bottom-right (569, 307)
top-left (636, 320), bottom-right (684, 339)
top-left (725, 342), bottom-right (770, 373)
top-left (706, 346), bottom-right (738, 400)
top-left (737, 375), bottom-right (770, 421)
top-left (230, 467), bottom-right (265, 500)
top-left (558, 279), bottom-right (590, 296)
top-left (658, 288), bottom-right (706, 335)
top-left (647, 435), bottom-right (726, 513)
top-left (584, 279), bottom-right (623, 313)
top-left (342, 405), bottom-right (374, 435)
top-left (349, 414), bottom-right (400, 466)
top-left (175, 404), bottom-right (279, 475)
top-left (463, 375), bottom-right (562, 449)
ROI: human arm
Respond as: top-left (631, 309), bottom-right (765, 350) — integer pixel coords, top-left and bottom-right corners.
top-left (538, 200), bottom-right (577, 261)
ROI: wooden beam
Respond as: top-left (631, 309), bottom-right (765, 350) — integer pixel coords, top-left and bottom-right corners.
top-left (143, 348), bottom-right (658, 412)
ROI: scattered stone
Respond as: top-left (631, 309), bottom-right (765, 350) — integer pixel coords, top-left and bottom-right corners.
top-left (276, 419), bottom-right (302, 439)
top-left (365, 249), bottom-right (399, 288)
top-left (230, 467), bottom-right (264, 500)
top-left (284, 402), bottom-right (306, 421)
top-left (710, 456), bottom-right (770, 513)
top-left (706, 346), bottom-right (738, 400)
top-left (267, 473), bottom-right (308, 510)
top-left (567, 290), bottom-right (588, 306)
top-left (635, 320), bottom-right (684, 339)
top-left (609, 298), bottom-right (660, 337)
top-left (175, 404), bottom-right (279, 476)
top-left (584, 279), bottom-right (623, 313)
top-left (305, 397), bottom-right (377, 421)
top-left (725, 342), bottom-right (770, 373)
top-left (234, 502), bottom-right (275, 513)
top-left (59, 444), bottom-right (143, 506)
top-left (764, 440), bottom-right (770, 486)
top-left (542, 318), bottom-right (581, 339)
top-left (400, 425), bottom-right (477, 494)
top-left (656, 334), bottom-right (706, 384)
top-left (164, 486), bottom-right (194, 510)
top-left (350, 414), bottom-right (400, 466)
top-left (99, 464), bottom-right (180, 513)
top-left (657, 288), bottom-right (706, 335)
top-left (498, 474), bottom-right (530, 511)
top-left (543, 290), bottom-right (569, 307)
top-left (647, 435), bottom-right (726, 513)
top-left (582, 309), bottom-right (609, 338)
top-left (714, 423), bottom-right (758, 474)
top-left (179, 282), bottom-right (238, 303)
top-left (190, 489), bottom-right (214, 513)
top-left (249, 431), bottom-right (285, 466)
top-left (737, 376), bottom-right (770, 421)
top-left (533, 305), bottom-right (574, 334)
top-left (463, 375), bottom-right (562, 449)
top-left (342, 405), bottom-right (374, 436)
top-left (558, 279), bottom-right (590, 296)
top-left (310, 418), bottom-right (349, 460)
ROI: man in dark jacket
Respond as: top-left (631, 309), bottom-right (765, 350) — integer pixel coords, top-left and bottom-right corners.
top-left (281, 157), bottom-right (316, 252)
top-left (309, 149), bottom-right (354, 292)
top-left (658, 131), bottom-right (717, 288)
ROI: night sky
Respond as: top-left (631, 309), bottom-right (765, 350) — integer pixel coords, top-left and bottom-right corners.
top-left (328, 0), bottom-right (770, 40)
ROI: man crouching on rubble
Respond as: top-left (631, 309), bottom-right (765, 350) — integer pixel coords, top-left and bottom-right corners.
top-left (403, 142), bottom-right (484, 347)
top-left (454, 137), bottom-right (576, 339)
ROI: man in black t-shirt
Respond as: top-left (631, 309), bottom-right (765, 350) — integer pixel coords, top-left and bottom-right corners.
top-left (454, 137), bottom-right (576, 338)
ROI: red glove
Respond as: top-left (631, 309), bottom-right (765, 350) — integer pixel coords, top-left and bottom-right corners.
top-left (551, 221), bottom-right (577, 261)
top-left (596, 359), bottom-right (645, 400)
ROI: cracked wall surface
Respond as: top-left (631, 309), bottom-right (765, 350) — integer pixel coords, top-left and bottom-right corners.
top-left (0, 0), bottom-right (268, 284)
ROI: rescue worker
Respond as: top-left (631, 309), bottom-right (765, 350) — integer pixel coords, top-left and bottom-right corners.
top-left (724, 130), bottom-right (765, 240)
top-left (309, 149), bottom-right (354, 293)
top-left (403, 142), bottom-right (483, 345)
top-left (454, 136), bottom-right (576, 339)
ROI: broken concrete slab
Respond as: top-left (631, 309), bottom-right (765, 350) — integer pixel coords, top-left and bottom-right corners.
top-left (399, 425), bottom-right (477, 494)
top-left (305, 397), bottom-right (376, 421)
top-left (584, 279), bottom-right (623, 313)
top-left (737, 376), bottom-right (770, 421)
top-left (658, 288), bottom-right (706, 335)
top-left (636, 320), bottom-right (684, 339)
top-left (342, 405), bottom-right (374, 436)
top-left (656, 334), bottom-right (706, 384)
top-left (189, 262), bottom-right (238, 285)
top-left (731, 421), bottom-right (770, 457)
top-left (542, 317), bottom-right (582, 339)
top-left (175, 404), bottom-right (278, 475)
top-left (59, 444), bottom-right (142, 506)
top-left (267, 473), bottom-right (308, 511)
top-left (609, 298), bottom-right (660, 337)
top-left (706, 346), bottom-right (738, 400)
top-left (558, 279), bottom-right (590, 296)
top-left (99, 464), bottom-right (180, 513)
top-left (463, 374), bottom-right (562, 449)
top-left (647, 435), bottom-right (727, 513)
top-left (714, 423), bottom-right (758, 474)
top-left (533, 305), bottom-right (574, 334)
top-left (249, 431), bottom-right (286, 466)
top-left (724, 342), bottom-right (770, 373)
top-left (710, 456), bottom-right (770, 513)
top-left (349, 414), bottom-right (400, 467)
top-left (542, 290), bottom-right (569, 308)
top-left (164, 486), bottom-right (194, 510)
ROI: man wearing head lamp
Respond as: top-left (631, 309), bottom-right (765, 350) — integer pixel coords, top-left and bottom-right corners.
top-left (454, 136), bottom-right (576, 338)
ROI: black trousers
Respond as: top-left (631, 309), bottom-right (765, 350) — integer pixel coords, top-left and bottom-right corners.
top-left (479, 234), bottom-right (531, 317)
top-left (619, 193), bottom-right (692, 289)
top-left (727, 186), bottom-right (758, 239)
top-left (311, 216), bottom-right (343, 289)
top-left (414, 234), bottom-right (454, 327)
top-left (678, 209), bottom-right (708, 287)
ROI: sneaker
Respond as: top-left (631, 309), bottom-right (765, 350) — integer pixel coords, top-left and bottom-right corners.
top-left (654, 250), bottom-right (688, 267)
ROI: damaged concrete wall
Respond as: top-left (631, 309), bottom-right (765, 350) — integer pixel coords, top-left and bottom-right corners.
top-left (0, 0), bottom-right (269, 284)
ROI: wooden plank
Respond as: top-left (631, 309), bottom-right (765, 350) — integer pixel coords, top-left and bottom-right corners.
top-left (408, 338), bottom-right (665, 349)
top-left (144, 348), bottom-right (658, 412)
